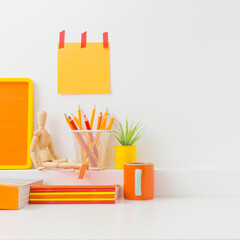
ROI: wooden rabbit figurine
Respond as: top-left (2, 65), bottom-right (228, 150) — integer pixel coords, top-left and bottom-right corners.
top-left (30, 110), bottom-right (88, 179)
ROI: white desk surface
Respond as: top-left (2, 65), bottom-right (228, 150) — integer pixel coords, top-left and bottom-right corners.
top-left (1, 197), bottom-right (240, 240)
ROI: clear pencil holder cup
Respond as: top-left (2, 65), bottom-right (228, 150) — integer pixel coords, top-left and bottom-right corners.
top-left (71, 130), bottom-right (111, 170)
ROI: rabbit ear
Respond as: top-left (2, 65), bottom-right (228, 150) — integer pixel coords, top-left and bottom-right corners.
top-left (103, 32), bottom-right (109, 48)
top-left (59, 30), bottom-right (65, 49)
top-left (81, 31), bottom-right (87, 48)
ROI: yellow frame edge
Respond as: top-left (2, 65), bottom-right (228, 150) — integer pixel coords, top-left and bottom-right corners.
top-left (0, 78), bottom-right (33, 169)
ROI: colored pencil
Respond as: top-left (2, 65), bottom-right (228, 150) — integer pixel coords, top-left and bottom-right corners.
top-left (100, 114), bottom-right (108, 130)
top-left (64, 114), bottom-right (74, 130)
top-left (103, 108), bottom-right (108, 119)
top-left (69, 116), bottom-right (78, 130)
top-left (84, 115), bottom-right (91, 130)
top-left (90, 104), bottom-right (96, 129)
top-left (97, 112), bottom-right (103, 130)
top-left (106, 115), bottom-right (115, 130)
top-left (78, 105), bottom-right (83, 130)
top-left (72, 113), bottom-right (81, 129)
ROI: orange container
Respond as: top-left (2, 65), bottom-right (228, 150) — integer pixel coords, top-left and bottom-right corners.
top-left (124, 162), bottom-right (154, 200)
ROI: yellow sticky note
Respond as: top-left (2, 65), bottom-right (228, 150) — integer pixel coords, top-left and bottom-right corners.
top-left (58, 43), bottom-right (110, 94)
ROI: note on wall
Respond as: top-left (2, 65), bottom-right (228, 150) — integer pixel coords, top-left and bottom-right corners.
top-left (58, 31), bottom-right (110, 94)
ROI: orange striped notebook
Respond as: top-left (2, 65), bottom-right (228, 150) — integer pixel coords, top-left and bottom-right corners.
top-left (30, 185), bottom-right (120, 204)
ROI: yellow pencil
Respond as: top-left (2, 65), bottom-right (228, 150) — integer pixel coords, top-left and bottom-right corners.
top-left (90, 104), bottom-right (96, 129)
top-left (106, 115), bottom-right (114, 130)
top-left (78, 105), bottom-right (83, 130)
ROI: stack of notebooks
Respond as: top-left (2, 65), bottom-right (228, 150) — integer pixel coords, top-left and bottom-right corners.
top-left (30, 185), bottom-right (120, 204)
top-left (0, 179), bottom-right (43, 210)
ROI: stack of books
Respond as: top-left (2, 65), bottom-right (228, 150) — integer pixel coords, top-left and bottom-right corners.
top-left (30, 185), bottom-right (120, 204)
top-left (0, 179), bottom-right (43, 210)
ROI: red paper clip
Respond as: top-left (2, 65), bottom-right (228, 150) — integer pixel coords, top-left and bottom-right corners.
top-left (59, 30), bottom-right (65, 49)
top-left (103, 32), bottom-right (109, 48)
top-left (81, 31), bottom-right (87, 48)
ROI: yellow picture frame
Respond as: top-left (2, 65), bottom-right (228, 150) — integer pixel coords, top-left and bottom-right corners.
top-left (0, 78), bottom-right (33, 169)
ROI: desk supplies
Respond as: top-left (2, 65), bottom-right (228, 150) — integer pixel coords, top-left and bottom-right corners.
top-left (30, 185), bottom-right (120, 204)
top-left (124, 162), bottom-right (154, 200)
top-left (0, 78), bottom-right (33, 169)
top-left (0, 179), bottom-right (43, 210)
top-left (65, 106), bottom-right (114, 169)
top-left (65, 114), bottom-right (98, 167)
top-left (72, 130), bottom-right (110, 169)
top-left (58, 31), bottom-right (110, 94)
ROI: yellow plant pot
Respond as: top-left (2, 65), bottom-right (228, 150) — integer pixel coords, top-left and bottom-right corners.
top-left (114, 146), bottom-right (137, 170)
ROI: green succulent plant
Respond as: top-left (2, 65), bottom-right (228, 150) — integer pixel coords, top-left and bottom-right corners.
top-left (113, 119), bottom-right (145, 146)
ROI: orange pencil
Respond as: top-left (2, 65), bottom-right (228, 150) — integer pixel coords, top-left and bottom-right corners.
top-left (103, 108), bottom-right (108, 119)
top-left (78, 105), bottom-right (83, 130)
top-left (106, 115), bottom-right (115, 130)
top-left (100, 113), bottom-right (108, 130)
top-left (90, 105), bottom-right (96, 129)
top-left (97, 112), bottom-right (103, 130)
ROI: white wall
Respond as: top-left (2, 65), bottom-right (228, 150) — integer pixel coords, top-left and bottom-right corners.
top-left (0, 0), bottom-right (240, 169)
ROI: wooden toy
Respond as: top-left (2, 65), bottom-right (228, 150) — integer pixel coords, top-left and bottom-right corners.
top-left (30, 110), bottom-right (88, 179)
